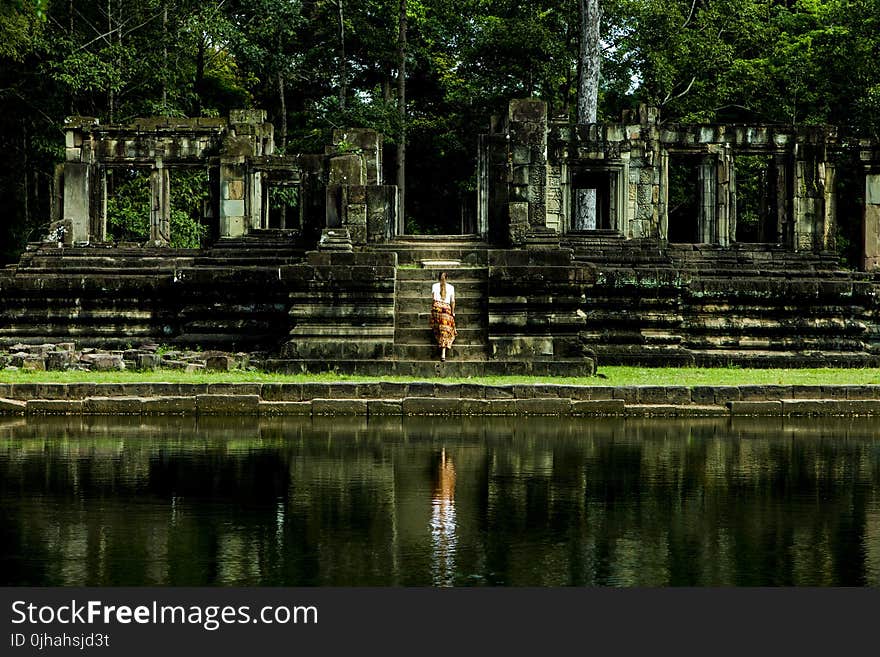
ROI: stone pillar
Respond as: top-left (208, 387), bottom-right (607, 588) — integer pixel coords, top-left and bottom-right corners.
top-left (94, 167), bottom-right (108, 242)
top-left (219, 159), bottom-right (247, 238)
top-left (658, 150), bottom-right (669, 241)
top-left (248, 170), bottom-right (263, 231)
top-left (62, 162), bottom-right (92, 244)
top-left (862, 146), bottom-right (880, 270)
top-left (792, 142), bottom-right (825, 252)
top-left (715, 147), bottom-right (732, 247)
top-left (477, 134), bottom-right (490, 240)
top-left (774, 154), bottom-right (790, 245)
top-left (697, 158), bottom-right (716, 243)
top-left (506, 98), bottom-right (549, 246)
top-left (60, 119), bottom-right (99, 245)
top-left (149, 159), bottom-right (171, 245)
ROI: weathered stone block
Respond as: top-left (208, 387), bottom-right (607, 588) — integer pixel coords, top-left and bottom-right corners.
top-left (729, 400), bottom-right (783, 416)
top-left (0, 398), bottom-right (27, 413)
top-left (206, 355), bottom-right (235, 371)
top-left (27, 399), bottom-right (83, 414)
top-left (312, 399), bottom-right (368, 415)
top-left (82, 354), bottom-right (125, 371)
top-left (515, 398), bottom-right (572, 415)
top-left (402, 397), bottom-right (462, 415)
top-left (571, 400), bottom-right (626, 415)
top-left (136, 354), bottom-right (160, 371)
top-left (83, 397), bottom-right (144, 414)
top-left (367, 400), bottom-right (403, 416)
top-left (45, 352), bottom-right (71, 371)
top-left (261, 383), bottom-right (303, 402)
top-left (259, 401), bottom-right (312, 415)
top-left (485, 399), bottom-right (518, 414)
top-left (142, 397), bottom-right (197, 414)
top-left (196, 394), bottom-right (261, 414)
top-left (206, 383), bottom-right (261, 396)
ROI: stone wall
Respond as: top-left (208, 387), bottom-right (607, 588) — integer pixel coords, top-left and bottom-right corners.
top-left (283, 251), bottom-right (397, 360)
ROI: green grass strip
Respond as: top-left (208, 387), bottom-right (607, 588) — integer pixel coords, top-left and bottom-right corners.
top-left (4, 366), bottom-right (880, 386)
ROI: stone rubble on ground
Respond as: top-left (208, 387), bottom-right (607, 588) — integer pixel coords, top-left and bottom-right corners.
top-left (0, 342), bottom-right (259, 373)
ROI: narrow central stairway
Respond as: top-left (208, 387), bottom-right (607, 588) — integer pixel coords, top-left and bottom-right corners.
top-left (394, 265), bottom-right (489, 362)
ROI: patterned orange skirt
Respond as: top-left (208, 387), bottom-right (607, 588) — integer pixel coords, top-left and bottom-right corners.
top-left (430, 300), bottom-right (457, 349)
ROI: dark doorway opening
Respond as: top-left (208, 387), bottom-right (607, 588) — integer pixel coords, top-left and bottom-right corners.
top-left (667, 156), bottom-right (701, 243)
top-left (734, 154), bottom-right (776, 243)
top-left (571, 170), bottom-right (612, 231)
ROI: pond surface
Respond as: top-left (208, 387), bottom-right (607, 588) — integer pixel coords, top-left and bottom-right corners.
top-left (1, 415), bottom-right (879, 587)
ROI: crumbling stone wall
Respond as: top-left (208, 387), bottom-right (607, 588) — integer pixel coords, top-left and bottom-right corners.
top-left (482, 99), bottom-right (841, 254)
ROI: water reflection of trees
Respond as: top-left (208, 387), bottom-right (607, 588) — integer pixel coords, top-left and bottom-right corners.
top-left (1, 416), bottom-right (879, 586)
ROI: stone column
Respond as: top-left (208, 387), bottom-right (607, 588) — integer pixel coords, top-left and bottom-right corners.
top-left (506, 98), bottom-right (549, 245)
top-left (792, 142), bottom-right (826, 252)
top-left (715, 147), bottom-right (732, 247)
top-left (697, 158), bottom-right (716, 243)
top-left (149, 158), bottom-right (171, 245)
top-left (219, 159), bottom-right (247, 238)
top-left (62, 162), bottom-right (92, 244)
top-left (773, 154), bottom-right (790, 245)
top-left (862, 143), bottom-right (880, 270)
top-left (248, 170), bottom-right (263, 231)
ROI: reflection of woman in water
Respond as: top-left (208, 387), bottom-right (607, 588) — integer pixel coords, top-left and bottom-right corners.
top-left (429, 271), bottom-right (456, 362)
top-left (430, 448), bottom-right (457, 587)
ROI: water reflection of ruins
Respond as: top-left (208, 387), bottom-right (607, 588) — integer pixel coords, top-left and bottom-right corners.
top-left (1, 416), bottom-right (880, 587)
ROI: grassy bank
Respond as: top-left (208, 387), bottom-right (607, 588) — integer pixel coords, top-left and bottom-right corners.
top-left (3, 366), bottom-right (880, 387)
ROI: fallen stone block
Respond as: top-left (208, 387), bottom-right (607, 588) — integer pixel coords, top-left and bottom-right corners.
top-left (21, 356), bottom-right (46, 371)
top-left (45, 351), bottom-right (71, 371)
top-left (196, 394), bottom-right (261, 414)
top-left (82, 354), bottom-right (125, 371)
top-left (136, 354), bottom-right (160, 371)
top-left (206, 355), bottom-right (235, 371)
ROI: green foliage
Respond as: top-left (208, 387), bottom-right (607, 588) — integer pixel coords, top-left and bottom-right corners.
top-left (107, 169), bottom-right (208, 248)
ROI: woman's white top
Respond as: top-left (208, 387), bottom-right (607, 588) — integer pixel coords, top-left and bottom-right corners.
top-left (431, 282), bottom-right (455, 304)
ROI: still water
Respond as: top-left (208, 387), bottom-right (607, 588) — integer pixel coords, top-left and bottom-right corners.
top-left (1, 415), bottom-right (879, 587)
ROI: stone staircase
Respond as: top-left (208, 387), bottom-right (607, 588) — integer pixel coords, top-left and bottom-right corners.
top-left (393, 265), bottom-right (489, 361)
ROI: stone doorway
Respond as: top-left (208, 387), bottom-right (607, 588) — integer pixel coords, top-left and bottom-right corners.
top-left (666, 155), bottom-right (702, 243)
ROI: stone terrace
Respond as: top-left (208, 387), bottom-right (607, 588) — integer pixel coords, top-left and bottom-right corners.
top-left (564, 233), bottom-right (880, 367)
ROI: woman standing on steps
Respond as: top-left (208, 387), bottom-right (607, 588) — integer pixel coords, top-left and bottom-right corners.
top-left (430, 271), bottom-right (456, 362)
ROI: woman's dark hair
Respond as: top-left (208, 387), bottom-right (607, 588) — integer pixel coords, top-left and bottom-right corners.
top-left (438, 271), bottom-right (447, 301)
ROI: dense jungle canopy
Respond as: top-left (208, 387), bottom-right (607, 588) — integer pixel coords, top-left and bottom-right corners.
top-left (2, 0), bottom-right (880, 261)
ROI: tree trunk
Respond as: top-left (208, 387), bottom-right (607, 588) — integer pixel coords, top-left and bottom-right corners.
top-left (162, 3), bottom-right (168, 112)
top-left (575, 0), bottom-right (601, 230)
top-left (338, 0), bottom-right (346, 111)
top-left (396, 0), bottom-right (407, 233)
top-left (278, 72), bottom-right (288, 228)
top-left (195, 38), bottom-right (205, 116)
top-left (107, 0), bottom-right (114, 121)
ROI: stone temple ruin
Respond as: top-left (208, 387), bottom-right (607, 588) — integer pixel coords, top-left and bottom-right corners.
top-left (4, 98), bottom-right (880, 374)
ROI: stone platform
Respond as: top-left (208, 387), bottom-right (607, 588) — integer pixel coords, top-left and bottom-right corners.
top-left (4, 381), bottom-right (880, 417)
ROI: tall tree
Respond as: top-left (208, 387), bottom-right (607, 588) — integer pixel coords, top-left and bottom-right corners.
top-left (396, 0), bottom-right (406, 231)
